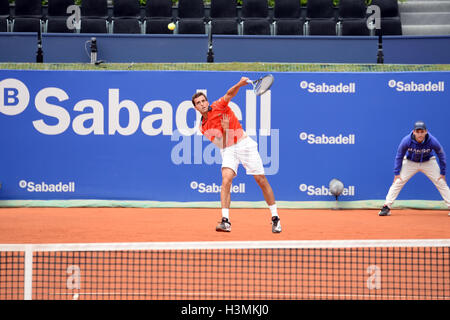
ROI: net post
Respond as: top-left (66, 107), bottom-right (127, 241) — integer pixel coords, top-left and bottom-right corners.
top-left (24, 246), bottom-right (33, 300)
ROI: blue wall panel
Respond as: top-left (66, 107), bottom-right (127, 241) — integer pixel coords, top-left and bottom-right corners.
top-left (0, 70), bottom-right (449, 202)
top-left (1, 33), bottom-right (450, 64)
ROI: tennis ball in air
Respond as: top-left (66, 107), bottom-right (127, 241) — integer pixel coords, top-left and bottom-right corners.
top-left (168, 23), bottom-right (175, 31)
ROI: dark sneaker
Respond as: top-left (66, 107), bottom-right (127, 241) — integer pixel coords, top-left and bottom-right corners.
top-left (272, 216), bottom-right (282, 233)
top-left (378, 205), bottom-right (391, 216)
top-left (216, 217), bottom-right (231, 232)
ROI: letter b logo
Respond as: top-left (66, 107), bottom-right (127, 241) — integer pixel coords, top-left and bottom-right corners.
top-left (0, 79), bottom-right (30, 116)
top-left (4, 88), bottom-right (19, 106)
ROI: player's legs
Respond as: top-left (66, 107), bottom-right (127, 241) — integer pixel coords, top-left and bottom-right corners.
top-left (420, 157), bottom-right (450, 209)
top-left (384, 159), bottom-right (419, 208)
top-left (221, 167), bottom-right (235, 210)
top-left (235, 136), bottom-right (281, 232)
top-left (253, 175), bottom-right (275, 206)
top-left (253, 174), bottom-right (281, 233)
top-left (236, 138), bottom-right (273, 201)
top-left (218, 145), bottom-right (239, 231)
top-left (216, 167), bottom-right (234, 232)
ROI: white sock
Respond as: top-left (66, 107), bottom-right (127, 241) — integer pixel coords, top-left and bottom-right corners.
top-left (269, 204), bottom-right (278, 218)
top-left (222, 208), bottom-right (229, 220)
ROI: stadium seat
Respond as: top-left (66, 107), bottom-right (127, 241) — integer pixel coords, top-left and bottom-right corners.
top-left (338, 0), bottom-right (370, 36)
top-left (305, 0), bottom-right (337, 36)
top-left (339, 19), bottom-right (371, 35)
top-left (210, 19), bottom-right (238, 35)
top-left (209, 0), bottom-right (238, 35)
top-left (80, 0), bottom-right (109, 34)
top-left (144, 0), bottom-right (173, 34)
top-left (273, 0), bottom-right (304, 35)
top-left (81, 19), bottom-right (109, 33)
top-left (0, 19), bottom-right (6, 32)
top-left (371, 0), bottom-right (402, 35)
top-left (112, 0), bottom-right (142, 34)
top-left (177, 0), bottom-right (205, 34)
top-left (241, 0), bottom-right (271, 35)
top-left (11, 0), bottom-right (42, 32)
top-left (0, 0), bottom-right (9, 32)
top-left (46, 0), bottom-right (75, 33)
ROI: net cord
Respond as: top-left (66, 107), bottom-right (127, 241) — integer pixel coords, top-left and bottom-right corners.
top-left (2, 239), bottom-right (450, 252)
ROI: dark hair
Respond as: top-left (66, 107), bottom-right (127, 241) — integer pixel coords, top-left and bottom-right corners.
top-left (192, 92), bottom-right (207, 106)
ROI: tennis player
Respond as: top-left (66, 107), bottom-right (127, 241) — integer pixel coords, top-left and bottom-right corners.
top-left (192, 77), bottom-right (281, 233)
top-left (379, 121), bottom-right (450, 216)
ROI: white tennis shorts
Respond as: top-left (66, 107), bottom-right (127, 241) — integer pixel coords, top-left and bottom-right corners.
top-left (220, 136), bottom-right (265, 176)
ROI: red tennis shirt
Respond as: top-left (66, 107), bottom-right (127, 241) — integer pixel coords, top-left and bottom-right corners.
top-left (200, 98), bottom-right (244, 148)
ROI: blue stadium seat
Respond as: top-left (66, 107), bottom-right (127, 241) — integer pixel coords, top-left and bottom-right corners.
top-left (305, 0), bottom-right (337, 36)
top-left (0, 0), bottom-right (9, 32)
top-left (144, 0), bottom-right (173, 34)
top-left (81, 0), bottom-right (109, 34)
top-left (112, 0), bottom-right (142, 34)
top-left (371, 0), bottom-right (402, 35)
top-left (338, 0), bottom-right (370, 36)
top-left (209, 0), bottom-right (238, 35)
top-left (273, 0), bottom-right (304, 35)
top-left (46, 0), bottom-right (75, 33)
top-left (177, 0), bottom-right (205, 34)
top-left (11, 0), bottom-right (42, 33)
top-left (241, 0), bottom-right (271, 35)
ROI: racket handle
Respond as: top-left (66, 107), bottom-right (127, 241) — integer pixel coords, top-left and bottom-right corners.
top-left (246, 80), bottom-right (253, 84)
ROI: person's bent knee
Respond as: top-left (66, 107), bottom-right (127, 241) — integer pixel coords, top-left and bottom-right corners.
top-left (435, 179), bottom-right (449, 188)
top-left (222, 168), bottom-right (235, 186)
top-left (254, 174), bottom-right (267, 185)
top-left (393, 178), bottom-right (407, 186)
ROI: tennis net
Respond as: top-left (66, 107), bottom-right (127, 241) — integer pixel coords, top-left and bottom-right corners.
top-left (1, 240), bottom-right (449, 300)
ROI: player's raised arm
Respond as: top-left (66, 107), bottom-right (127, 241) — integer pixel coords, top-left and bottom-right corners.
top-left (223, 77), bottom-right (249, 103)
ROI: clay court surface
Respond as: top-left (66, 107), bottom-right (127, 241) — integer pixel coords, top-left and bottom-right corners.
top-left (0, 208), bottom-right (449, 243)
top-left (1, 207), bottom-right (449, 301)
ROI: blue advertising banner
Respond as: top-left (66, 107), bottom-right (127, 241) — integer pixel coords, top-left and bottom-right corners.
top-left (0, 70), bottom-right (449, 205)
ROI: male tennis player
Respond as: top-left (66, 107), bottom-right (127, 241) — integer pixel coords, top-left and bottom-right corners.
top-left (379, 121), bottom-right (450, 216)
top-left (192, 77), bottom-right (281, 233)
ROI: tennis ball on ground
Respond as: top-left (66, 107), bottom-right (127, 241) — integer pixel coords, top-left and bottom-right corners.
top-left (168, 22), bottom-right (175, 31)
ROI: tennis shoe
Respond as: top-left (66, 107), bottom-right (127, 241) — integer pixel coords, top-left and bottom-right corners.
top-left (216, 218), bottom-right (231, 232)
top-left (272, 216), bottom-right (282, 233)
top-left (378, 205), bottom-right (391, 216)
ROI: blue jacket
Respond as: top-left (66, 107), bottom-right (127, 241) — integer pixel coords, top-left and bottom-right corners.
top-left (394, 131), bottom-right (446, 176)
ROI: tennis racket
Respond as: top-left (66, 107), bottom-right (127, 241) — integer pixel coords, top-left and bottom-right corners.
top-left (247, 74), bottom-right (274, 96)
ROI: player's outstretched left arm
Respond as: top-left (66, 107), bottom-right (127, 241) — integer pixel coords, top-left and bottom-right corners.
top-left (223, 77), bottom-right (249, 103)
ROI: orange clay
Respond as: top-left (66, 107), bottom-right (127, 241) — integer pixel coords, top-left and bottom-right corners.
top-left (0, 207), bottom-right (449, 243)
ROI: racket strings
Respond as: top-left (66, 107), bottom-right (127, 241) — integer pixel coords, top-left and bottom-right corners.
top-left (254, 80), bottom-right (262, 94)
top-left (255, 75), bottom-right (274, 95)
